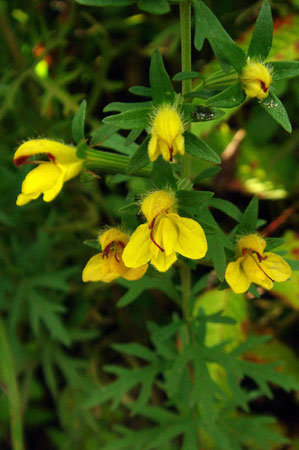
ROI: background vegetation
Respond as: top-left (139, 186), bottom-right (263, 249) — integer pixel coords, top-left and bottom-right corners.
top-left (0, 0), bottom-right (298, 448)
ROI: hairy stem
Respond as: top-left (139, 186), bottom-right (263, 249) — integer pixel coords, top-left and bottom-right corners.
top-left (0, 318), bottom-right (24, 450)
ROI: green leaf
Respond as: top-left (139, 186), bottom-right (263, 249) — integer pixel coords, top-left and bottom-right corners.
top-left (103, 101), bottom-right (152, 112)
top-left (112, 343), bottom-right (157, 363)
top-left (265, 237), bottom-right (285, 251)
top-left (182, 104), bottom-right (225, 122)
top-left (235, 196), bottom-right (258, 236)
top-left (193, 166), bottom-right (221, 183)
top-left (137, 0), bottom-right (170, 14)
top-left (118, 202), bottom-right (140, 215)
top-left (195, 1), bottom-right (247, 73)
top-left (152, 157), bottom-right (177, 190)
top-left (125, 128), bottom-right (144, 146)
top-left (75, 0), bottom-right (135, 5)
top-left (206, 82), bottom-right (246, 108)
top-left (184, 131), bottom-right (221, 164)
top-left (247, 1), bottom-right (273, 61)
top-left (72, 99), bottom-right (86, 144)
top-left (271, 61), bottom-right (299, 81)
top-left (177, 190), bottom-right (214, 208)
top-left (173, 71), bottom-right (201, 81)
top-left (129, 85), bottom-right (152, 97)
top-left (149, 49), bottom-right (175, 105)
top-left (260, 91), bottom-right (292, 133)
top-left (127, 136), bottom-right (151, 174)
top-left (103, 108), bottom-right (150, 129)
top-left (208, 234), bottom-right (226, 281)
top-left (83, 239), bottom-right (101, 251)
top-left (209, 198), bottom-right (242, 222)
top-left (193, 0), bottom-right (208, 51)
top-left (90, 124), bottom-right (119, 146)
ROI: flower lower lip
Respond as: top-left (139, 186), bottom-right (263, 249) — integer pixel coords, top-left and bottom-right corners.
top-left (149, 217), bottom-right (165, 252)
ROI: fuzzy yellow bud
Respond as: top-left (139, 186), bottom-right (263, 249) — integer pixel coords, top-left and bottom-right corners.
top-left (148, 105), bottom-right (185, 162)
top-left (241, 62), bottom-right (272, 100)
top-left (82, 228), bottom-right (148, 283)
top-left (225, 234), bottom-right (291, 294)
top-left (141, 190), bottom-right (176, 225)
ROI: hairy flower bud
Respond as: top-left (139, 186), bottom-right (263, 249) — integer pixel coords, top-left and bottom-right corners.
top-left (241, 62), bottom-right (272, 100)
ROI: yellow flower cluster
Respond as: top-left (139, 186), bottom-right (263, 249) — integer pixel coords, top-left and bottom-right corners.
top-left (225, 234), bottom-right (291, 294)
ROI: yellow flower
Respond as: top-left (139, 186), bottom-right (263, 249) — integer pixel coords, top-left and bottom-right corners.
top-left (14, 139), bottom-right (84, 206)
top-left (82, 228), bottom-right (148, 283)
top-left (148, 105), bottom-right (185, 162)
top-left (241, 62), bottom-right (272, 100)
top-left (122, 190), bottom-right (207, 272)
top-left (225, 234), bottom-right (291, 294)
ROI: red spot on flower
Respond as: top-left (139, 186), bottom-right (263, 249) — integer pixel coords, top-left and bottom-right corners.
top-left (149, 217), bottom-right (165, 252)
top-left (169, 147), bottom-right (173, 162)
top-left (47, 153), bottom-right (56, 163)
top-left (260, 81), bottom-right (268, 93)
top-left (13, 155), bottom-right (29, 167)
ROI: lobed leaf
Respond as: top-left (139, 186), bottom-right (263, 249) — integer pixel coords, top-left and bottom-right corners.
top-left (247, 1), bottom-right (273, 61)
top-left (103, 108), bottom-right (150, 129)
top-left (149, 49), bottom-right (175, 105)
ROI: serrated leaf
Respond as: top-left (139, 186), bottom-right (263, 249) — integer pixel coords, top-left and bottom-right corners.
top-left (247, 1), bottom-right (273, 61)
top-left (72, 99), bottom-right (86, 143)
top-left (149, 49), bottom-right (175, 105)
top-left (260, 91), bottom-right (292, 133)
top-left (206, 82), bottom-right (245, 108)
top-left (129, 85), bottom-right (152, 97)
top-left (137, 0), bottom-right (170, 14)
top-left (184, 131), bottom-right (221, 164)
top-left (103, 101), bottom-right (152, 112)
top-left (182, 104), bottom-right (225, 122)
top-left (152, 157), bottom-right (177, 190)
top-left (271, 61), bottom-right (299, 81)
top-left (173, 71), bottom-right (201, 81)
top-left (90, 124), bottom-right (119, 146)
top-left (103, 108), bottom-right (150, 129)
top-left (127, 136), bottom-right (150, 174)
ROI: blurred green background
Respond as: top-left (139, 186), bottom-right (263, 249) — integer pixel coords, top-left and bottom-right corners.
top-left (0, 0), bottom-right (298, 448)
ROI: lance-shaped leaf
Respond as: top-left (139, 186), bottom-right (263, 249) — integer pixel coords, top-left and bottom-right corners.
top-left (149, 49), bottom-right (175, 105)
top-left (103, 108), bottom-right (150, 129)
top-left (206, 82), bottom-right (246, 108)
top-left (152, 157), bottom-right (177, 190)
top-left (184, 131), bottom-right (221, 164)
top-left (234, 196), bottom-right (259, 236)
top-left (129, 85), bottom-right (152, 97)
top-left (260, 92), bottom-right (292, 133)
top-left (182, 104), bottom-right (225, 121)
top-left (125, 128), bottom-right (144, 146)
top-left (271, 61), bottom-right (299, 81)
top-left (72, 99), bottom-right (86, 143)
top-left (173, 71), bottom-right (202, 81)
top-left (103, 101), bottom-right (152, 112)
top-left (127, 136), bottom-right (151, 174)
top-left (194, 1), bottom-right (247, 74)
top-left (177, 190), bottom-right (214, 208)
top-left (137, 0), bottom-right (170, 14)
top-left (247, 1), bottom-right (273, 61)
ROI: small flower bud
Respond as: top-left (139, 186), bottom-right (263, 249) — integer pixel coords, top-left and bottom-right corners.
top-left (141, 190), bottom-right (176, 224)
top-left (241, 62), bottom-right (272, 100)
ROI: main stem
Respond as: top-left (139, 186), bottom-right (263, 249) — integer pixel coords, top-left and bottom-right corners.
top-left (180, 0), bottom-right (192, 322)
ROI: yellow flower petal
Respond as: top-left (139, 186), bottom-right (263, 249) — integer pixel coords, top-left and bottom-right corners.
top-left (122, 224), bottom-right (152, 268)
top-left (237, 234), bottom-right (266, 256)
top-left (21, 163), bottom-right (62, 200)
top-left (260, 252), bottom-right (292, 282)
top-left (14, 139), bottom-right (81, 166)
top-left (123, 264), bottom-right (148, 281)
top-left (242, 254), bottom-right (273, 290)
top-left (16, 192), bottom-right (40, 206)
top-left (241, 62), bottom-right (272, 100)
top-left (99, 228), bottom-right (128, 250)
top-left (151, 251), bottom-right (177, 272)
top-left (173, 134), bottom-right (185, 156)
top-left (148, 134), bottom-right (159, 162)
top-left (153, 216), bottom-right (177, 256)
top-left (174, 215), bottom-right (207, 259)
top-left (225, 257), bottom-right (251, 294)
top-left (82, 253), bottom-right (123, 283)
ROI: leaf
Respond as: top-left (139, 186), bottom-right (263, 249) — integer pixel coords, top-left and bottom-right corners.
top-left (112, 343), bottom-right (157, 363)
top-left (209, 198), bottom-right (242, 222)
top-left (127, 136), bottom-right (151, 174)
top-left (193, 166), bottom-right (221, 183)
top-left (247, 1), bottom-right (273, 61)
top-left (193, 0), bottom-right (208, 51)
top-left (72, 99), bottom-right (86, 144)
top-left (75, 0), bottom-right (135, 5)
top-left (152, 157), bottom-right (177, 190)
top-left (260, 91), bottom-right (292, 133)
top-left (83, 239), bottom-right (101, 251)
top-left (118, 202), bottom-right (139, 215)
top-left (234, 196), bottom-right (258, 236)
top-left (194, 1), bottom-right (247, 73)
top-left (129, 85), bottom-right (152, 97)
top-left (207, 234), bottom-right (226, 281)
top-left (103, 108), bottom-right (150, 129)
top-left (177, 190), bottom-right (213, 208)
top-left (103, 101), bottom-right (152, 112)
top-left (265, 237), bottom-right (285, 251)
top-left (206, 82), bottom-right (246, 108)
top-left (90, 124), bottom-right (119, 146)
top-left (184, 131), bottom-right (221, 164)
top-left (125, 128), bottom-right (143, 146)
top-left (137, 0), bottom-right (170, 14)
top-left (182, 104), bottom-right (225, 122)
top-left (271, 61), bottom-right (299, 81)
top-left (173, 71), bottom-right (201, 81)
top-left (149, 49), bottom-right (175, 105)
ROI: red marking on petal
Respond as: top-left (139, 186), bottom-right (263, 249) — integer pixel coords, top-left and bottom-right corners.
top-left (149, 217), bottom-right (164, 252)
top-left (260, 81), bottom-right (268, 93)
top-left (169, 147), bottom-right (173, 162)
top-left (47, 153), bottom-right (56, 163)
top-left (13, 155), bottom-right (29, 167)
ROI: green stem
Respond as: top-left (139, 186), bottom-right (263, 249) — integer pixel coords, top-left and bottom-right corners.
top-left (180, 0), bottom-right (192, 322)
top-left (0, 318), bottom-right (24, 450)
